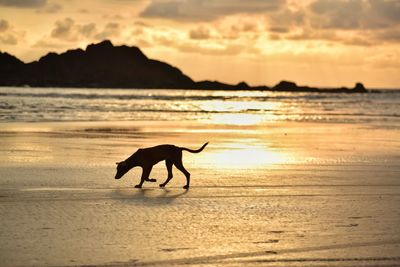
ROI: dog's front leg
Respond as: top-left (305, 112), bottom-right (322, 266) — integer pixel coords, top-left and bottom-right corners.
top-left (135, 166), bottom-right (152, 188)
top-left (160, 160), bottom-right (173, 188)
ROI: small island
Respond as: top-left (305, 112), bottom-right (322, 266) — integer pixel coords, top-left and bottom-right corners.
top-left (0, 40), bottom-right (367, 93)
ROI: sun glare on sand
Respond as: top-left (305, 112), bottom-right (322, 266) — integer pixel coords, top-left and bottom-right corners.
top-left (208, 144), bottom-right (290, 169)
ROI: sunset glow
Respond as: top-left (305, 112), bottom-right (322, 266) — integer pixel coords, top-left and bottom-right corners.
top-left (1, 0), bottom-right (399, 88)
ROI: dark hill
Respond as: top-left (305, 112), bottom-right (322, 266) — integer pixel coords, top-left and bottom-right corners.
top-left (0, 40), bottom-right (367, 93)
top-left (5, 40), bottom-right (194, 88)
top-left (0, 52), bottom-right (25, 86)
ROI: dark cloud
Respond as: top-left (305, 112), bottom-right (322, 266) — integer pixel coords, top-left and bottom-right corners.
top-left (50, 18), bottom-right (101, 42)
top-left (0, 0), bottom-right (46, 8)
top-left (262, 0), bottom-right (400, 45)
top-left (94, 23), bottom-right (120, 40)
top-left (37, 2), bottom-right (62, 13)
top-left (0, 19), bottom-right (20, 45)
top-left (140, 0), bottom-right (285, 21)
top-left (376, 28), bottom-right (400, 42)
top-left (369, 0), bottom-right (400, 24)
top-left (310, 0), bottom-right (400, 30)
top-left (136, 0), bottom-right (400, 46)
top-left (310, 0), bottom-right (363, 29)
top-left (51, 18), bottom-right (74, 40)
top-left (240, 22), bottom-right (259, 32)
top-left (0, 19), bottom-right (9, 32)
top-left (189, 26), bottom-right (211, 40)
top-left (269, 26), bottom-right (289, 33)
top-left (80, 23), bottom-right (97, 38)
top-left (270, 7), bottom-right (305, 26)
top-left (0, 33), bottom-right (17, 45)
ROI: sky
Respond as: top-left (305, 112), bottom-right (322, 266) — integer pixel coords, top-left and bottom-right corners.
top-left (1, 0), bottom-right (400, 88)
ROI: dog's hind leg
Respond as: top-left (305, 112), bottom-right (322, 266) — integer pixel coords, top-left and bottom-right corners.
top-left (159, 160), bottom-right (173, 188)
top-left (174, 160), bottom-right (191, 189)
top-left (135, 166), bottom-right (152, 188)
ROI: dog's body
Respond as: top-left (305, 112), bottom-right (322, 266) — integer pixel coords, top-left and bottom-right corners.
top-left (115, 142), bottom-right (208, 189)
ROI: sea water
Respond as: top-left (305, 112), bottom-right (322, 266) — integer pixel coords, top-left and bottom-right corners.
top-left (0, 87), bottom-right (399, 125)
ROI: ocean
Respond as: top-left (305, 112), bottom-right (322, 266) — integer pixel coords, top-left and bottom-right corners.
top-left (1, 87), bottom-right (399, 125)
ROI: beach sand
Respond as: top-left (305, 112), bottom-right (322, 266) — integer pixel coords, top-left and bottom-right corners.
top-left (0, 121), bottom-right (400, 266)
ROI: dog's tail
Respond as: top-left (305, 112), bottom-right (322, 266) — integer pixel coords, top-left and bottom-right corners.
top-left (181, 142), bottom-right (208, 153)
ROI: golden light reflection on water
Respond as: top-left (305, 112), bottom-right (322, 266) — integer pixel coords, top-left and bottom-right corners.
top-left (207, 113), bottom-right (267, 126)
top-left (198, 100), bottom-right (282, 125)
top-left (208, 144), bottom-right (291, 169)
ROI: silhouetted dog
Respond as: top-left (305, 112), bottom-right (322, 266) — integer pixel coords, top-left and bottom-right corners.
top-left (115, 142), bottom-right (208, 189)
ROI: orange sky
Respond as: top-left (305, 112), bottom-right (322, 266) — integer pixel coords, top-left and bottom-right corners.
top-left (1, 0), bottom-right (400, 88)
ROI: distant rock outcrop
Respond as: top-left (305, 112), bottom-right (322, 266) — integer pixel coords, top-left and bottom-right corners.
top-left (0, 40), bottom-right (368, 93)
top-left (353, 82), bottom-right (367, 93)
top-left (194, 80), bottom-right (251, 90)
top-left (272, 80), bottom-right (367, 93)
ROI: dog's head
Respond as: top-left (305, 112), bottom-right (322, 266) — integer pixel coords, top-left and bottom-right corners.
top-left (115, 161), bottom-right (129, 179)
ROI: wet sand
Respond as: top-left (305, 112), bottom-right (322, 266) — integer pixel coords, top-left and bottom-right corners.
top-left (0, 121), bottom-right (400, 266)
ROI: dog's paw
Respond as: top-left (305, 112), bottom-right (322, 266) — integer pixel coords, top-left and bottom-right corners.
top-left (134, 184), bottom-right (142, 188)
top-left (183, 185), bottom-right (189, 189)
top-left (159, 184), bottom-right (165, 188)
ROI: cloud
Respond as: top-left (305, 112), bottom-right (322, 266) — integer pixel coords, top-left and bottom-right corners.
top-left (0, 18), bottom-right (9, 32)
top-left (367, 0), bottom-right (400, 25)
top-left (189, 26), bottom-right (211, 40)
top-left (51, 18), bottom-right (75, 40)
top-left (0, 33), bottom-right (17, 45)
top-left (375, 28), bottom-right (400, 43)
top-left (137, 21), bottom-right (262, 56)
top-left (268, 7), bottom-right (305, 29)
top-left (310, 0), bottom-right (364, 29)
top-left (36, 2), bottom-right (62, 13)
top-left (269, 26), bottom-right (289, 33)
top-left (0, 19), bottom-right (23, 45)
top-left (94, 23), bottom-right (120, 40)
top-left (310, 0), bottom-right (400, 30)
top-left (140, 0), bottom-right (285, 21)
top-left (50, 18), bottom-right (100, 42)
top-left (0, 0), bottom-right (46, 8)
top-left (47, 18), bottom-right (123, 44)
top-left (261, 0), bottom-right (400, 46)
top-left (80, 23), bottom-right (97, 38)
